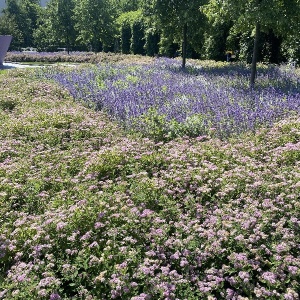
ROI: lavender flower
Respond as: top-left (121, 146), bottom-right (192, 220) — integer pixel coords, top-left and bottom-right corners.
top-left (50, 293), bottom-right (61, 300)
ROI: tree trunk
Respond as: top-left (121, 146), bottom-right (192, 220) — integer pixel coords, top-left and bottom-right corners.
top-left (66, 32), bottom-right (70, 54)
top-left (182, 22), bottom-right (187, 69)
top-left (250, 22), bottom-right (260, 89)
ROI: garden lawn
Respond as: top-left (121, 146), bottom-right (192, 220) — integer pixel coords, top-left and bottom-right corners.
top-left (0, 66), bottom-right (299, 299)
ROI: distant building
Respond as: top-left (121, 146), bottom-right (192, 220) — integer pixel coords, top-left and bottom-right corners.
top-left (0, 35), bottom-right (12, 65)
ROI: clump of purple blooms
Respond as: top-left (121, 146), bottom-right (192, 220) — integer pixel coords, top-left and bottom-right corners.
top-left (38, 57), bottom-right (300, 140)
top-left (0, 62), bottom-right (299, 299)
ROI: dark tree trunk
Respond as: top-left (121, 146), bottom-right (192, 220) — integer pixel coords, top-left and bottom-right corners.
top-left (66, 33), bottom-right (70, 54)
top-left (182, 22), bottom-right (187, 69)
top-left (250, 22), bottom-right (260, 88)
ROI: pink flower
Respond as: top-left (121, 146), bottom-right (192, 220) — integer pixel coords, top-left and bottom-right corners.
top-left (261, 272), bottom-right (277, 284)
top-left (288, 266), bottom-right (298, 275)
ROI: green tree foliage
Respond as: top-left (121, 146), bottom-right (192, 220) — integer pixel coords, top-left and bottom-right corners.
top-left (144, 26), bottom-right (160, 56)
top-left (131, 16), bottom-right (145, 55)
top-left (2, 0), bottom-right (25, 48)
top-left (34, 0), bottom-right (77, 52)
top-left (73, 0), bottom-right (117, 52)
top-left (203, 0), bottom-right (300, 86)
top-left (112, 0), bottom-right (143, 13)
top-left (203, 0), bottom-right (300, 35)
top-left (1, 0), bottom-right (300, 66)
top-left (20, 0), bottom-right (40, 46)
top-left (1, 0), bottom-right (40, 48)
top-left (52, 0), bottom-right (77, 52)
top-left (202, 19), bottom-right (232, 61)
top-left (120, 21), bottom-right (131, 54)
top-left (33, 14), bottom-right (57, 51)
top-left (142, 0), bottom-right (207, 68)
top-left (0, 14), bottom-right (23, 49)
top-left (281, 29), bottom-right (300, 63)
top-left (117, 10), bottom-right (146, 55)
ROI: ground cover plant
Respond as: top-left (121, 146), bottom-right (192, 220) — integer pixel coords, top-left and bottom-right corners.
top-left (38, 58), bottom-right (300, 141)
top-left (0, 62), bottom-right (299, 299)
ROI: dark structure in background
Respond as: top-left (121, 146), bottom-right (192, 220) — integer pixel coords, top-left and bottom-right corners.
top-left (0, 35), bottom-right (12, 65)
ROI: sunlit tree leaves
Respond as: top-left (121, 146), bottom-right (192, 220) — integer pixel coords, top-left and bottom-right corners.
top-left (142, 0), bottom-right (207, 68)
top-left (73, 0), bottom-right (117, 52)
top-left (203, 0), bottom-right (300, 87)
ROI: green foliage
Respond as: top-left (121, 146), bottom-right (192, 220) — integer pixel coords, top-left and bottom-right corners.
top-left (120, 22), bottom-right (131, 54)
top-left (131, 108), bottom-right (213, 142)
top-left (33, 7), bottom-right (59, 51)
top-left (73, 0), bottom-right (117, 51)
top-left (144, 27), bottom-right (160, 56)
top-left (0, 63), bottom-right (300, 299)
top-left (117, 10), bottom-right (146, 55)
top-left (142, 0), bottom-right (207, 66)
top-left (203, 0), bottom-right (300, 64)
top-left (1, 0), bottom-right (300, 63)
top-left (0, 15), bottom-right (24, 49)
top-left (281, 32), bottom-right (300, 64)
top-left (112, 0), bottom-right (143, 14)
top-left (202, 20), bottom-right (232, 61)
top-left (0, 0), bottom-right (41, 48)
top-left (131, 18), bottom-right (145, 55)
top-left (42, 0), bottom-right (77, 52)
top-left (131, 107), bottom-right (169, 141)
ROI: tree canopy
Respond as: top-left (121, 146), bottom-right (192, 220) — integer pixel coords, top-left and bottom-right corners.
top-left (0, 0), bottom-right (300, 67)
top-left (203, 0), bottom-right (300, 85)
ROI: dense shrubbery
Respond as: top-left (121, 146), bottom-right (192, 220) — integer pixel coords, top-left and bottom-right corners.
top-left (0, 61), bottom-right (299, 299)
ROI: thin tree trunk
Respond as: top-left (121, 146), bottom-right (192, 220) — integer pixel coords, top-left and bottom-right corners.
top-left (182, 22), bottom-right (187, 69)
top-left (66, 32), bottom-right (70, 54)
top-left (250, 22), bottom-right (260, 89)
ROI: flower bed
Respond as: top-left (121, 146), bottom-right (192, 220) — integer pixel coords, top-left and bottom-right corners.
top-left (38, 58), bottom-right (300, 140)
top-left (5, 51), bottom-right (153, 65)
top-left (0, 64), bottom-right (299, 299)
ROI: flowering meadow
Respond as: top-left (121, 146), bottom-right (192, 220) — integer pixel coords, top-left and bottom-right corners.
top-left (38, 58), bottom-right (300, 141)
top-left (0, 60), bottom-right (300, 299)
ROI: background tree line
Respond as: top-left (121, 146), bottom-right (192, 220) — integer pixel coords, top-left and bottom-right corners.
top-left (1, 0), bottom-right (300, 65)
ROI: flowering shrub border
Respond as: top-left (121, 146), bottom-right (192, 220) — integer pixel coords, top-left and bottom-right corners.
top-left (0, 64), bottom-right (299, 299)
top-left (38, 58), bottom-right (300, 141)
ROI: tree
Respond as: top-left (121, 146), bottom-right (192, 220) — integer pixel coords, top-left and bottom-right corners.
top-left (112, 0), bottom-right (143, 13)
top-left (47, 0), bottom-right (76, 52)
top-left (2, 0), bottom-right (40, 48)
top-left (74, 0), bottom-right (117, 52)
top-left (20, 0), bottom-right (40, 46)
top-left (281, 29), bottom-right (300, 63)
top-left (2, 0), bottom-right (26, 48)
top-left (0, 14), bottom-right (23, 49)
top-left (203, 0), bottom-right (300, 87)
top-left (118, 15), bottom-right (132, 54)
top-left (202, 19), bottom-right (232, 61)
top-left (144, 26), bottom-right (160, 57)
top-left (143, 0), bottom-right (207, 68)
top-left (33, 6), bottom-right (60, 51)
top-left (117, 10), bottom-right (146, 55)
top-left (34, 0), bottom-right (77, 52)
